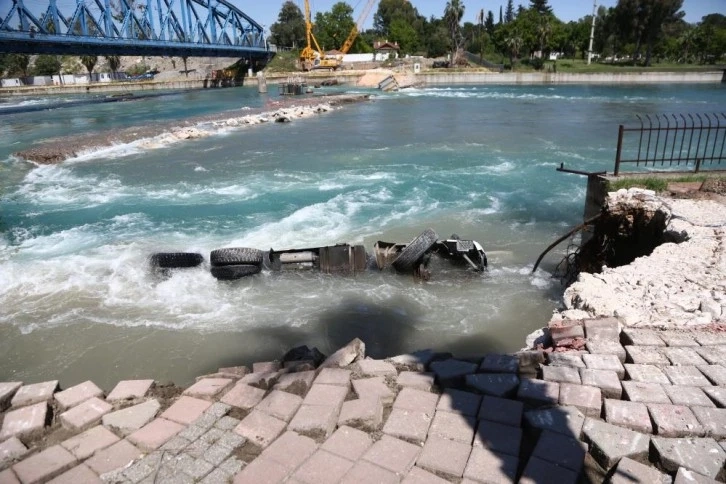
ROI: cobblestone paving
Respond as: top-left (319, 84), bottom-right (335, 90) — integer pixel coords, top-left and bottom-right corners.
top-left (2, 322), bottom-right (726, 483)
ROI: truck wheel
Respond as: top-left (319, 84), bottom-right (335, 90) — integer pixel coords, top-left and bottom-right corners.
top-left (211, 264), bottom-right (261, 280)
top-left (150, 252), bottom-right (204, 269)
top-left (392, 228), bottom-right (438, 272)
top-left (210, 248), bottom-right (263, 267)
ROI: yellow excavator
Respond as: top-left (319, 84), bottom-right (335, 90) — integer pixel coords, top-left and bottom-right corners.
top-left (300, 0), bottom-right (376, 71)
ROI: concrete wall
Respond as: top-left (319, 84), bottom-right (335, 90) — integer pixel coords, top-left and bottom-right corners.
top-left (418, 71), bottom-right (724, 85)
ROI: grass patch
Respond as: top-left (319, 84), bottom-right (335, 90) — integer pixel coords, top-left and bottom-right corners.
top-left (607, 174), bottom-right (724, 193)
top-left (263, 51), bottom-right (300, 73)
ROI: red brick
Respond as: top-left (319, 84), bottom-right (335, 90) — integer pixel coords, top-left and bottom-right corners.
top-left (54, 381), bottom-right (103, 411)
top-left (393, 388), bottom-right (438, 415)
top-left (338, 398), bottom-right (382, 431)
top-left (59, 397), bottom-right (112, 431)
top-left (428, 410), bottom-right (475, 444)
top-left (340, 461), bottom-right (398, 484)
top-left (12, 445), bottom-right (76, 484)
top-left (161, 396), bottom-right (212, 425)
top-left (10, 381), bottom-right (57, 409)
top-left (221, 383), bottom-right (266, 410)
top-left (604, 399), bottom-right (652, 433)
top-left (362, 435), bottom-right (421, 475)
top-left (256, 390), bottom-right (303, 423)
top-left (127, 418), bottom-right (184, 451)
top-left (85, 439), bottom-right (142, 475)
top-left (232, 456), bottom-right (290, 484)
top-left (60, 425), bottom-right (119, 460)
top-left (288, 405), bottom-right (338, 440)
top-left (321, 426), bottom-right (372, 462)
top-left (290, 450), bottom-right (354, 484)
top-left (105, 380), bottom-right (154, 402)
top-left (648, 404), bottom-right (705, 437)
top-left (0, 402), bottom-right (47, 441)
top-left (464, 446), bottom-right (518, 484)
top-left (46, 464), bottom-right (101, 484)
top-left (0, 437), bottom-right (28, 468)
top-left (183, 378), bottom-right (234, 400)
top-left (383, 408), bottom-right (432, 443)
top-left (234, 410), bottom-right (286, 448)
top-left (416, 436), bottom-right (472, 478)
top-left (302, 384), bottom-right (347, 409)
top-left (403, 466), bottom-right (450, 484)
top-left (260, 431), bottom-right (318, 471)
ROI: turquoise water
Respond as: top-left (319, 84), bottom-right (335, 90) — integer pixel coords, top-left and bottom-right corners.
top-left (1, 83), bottom-right (724, 387)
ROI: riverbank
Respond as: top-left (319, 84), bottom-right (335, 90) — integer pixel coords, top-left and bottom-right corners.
top-left (12, 93), bottom-right (370, 164)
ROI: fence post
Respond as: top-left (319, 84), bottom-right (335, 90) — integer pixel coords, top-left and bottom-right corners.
top-left (695, 158), bottom-right (701, 173)
top-left (614, 124), bottom-right (624, 176)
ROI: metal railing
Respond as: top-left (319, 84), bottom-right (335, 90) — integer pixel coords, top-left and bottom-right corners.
top-left (613, 113), bottom-right (726, 176)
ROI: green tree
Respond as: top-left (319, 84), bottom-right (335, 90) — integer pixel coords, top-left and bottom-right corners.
top-left (505, 0), bottom-right (515, 23)
top-left (485, 11), bottom-right (495, 35)
top-left (444, 0), bottom-right (465, 63)
top-left (270, 1), bottom-right (306, 48)
top-left (33, 55), bottom-right (62, 75)
top-left (389, 17), bottom-right (418, 54)
top-left (6, 54), bottom-right (30, 77)
top-left (529, 0), bottom-right (552, 15)
top-left (613, 0), bottom-right (684, 66)
top-left (80, 55), bottom-right (98, 80)
top-left (314, 2), bottom-right (357, 52)
top-left (424, 17), bottom-right (450, 57)
top-left (105, 55), bottom-right (121, 79)
top-left (374, 0), bottom-right (418, 35)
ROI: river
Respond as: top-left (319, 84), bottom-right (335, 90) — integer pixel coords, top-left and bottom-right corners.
top-left (1, 83), bottom-right (724, 389)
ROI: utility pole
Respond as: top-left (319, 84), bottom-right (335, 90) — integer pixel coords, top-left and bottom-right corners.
top-left (587, 0), bottom-right (597, 65)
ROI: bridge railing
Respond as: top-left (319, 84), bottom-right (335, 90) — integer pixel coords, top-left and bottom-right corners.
top-left (613, 113), bottom-right (726, 176)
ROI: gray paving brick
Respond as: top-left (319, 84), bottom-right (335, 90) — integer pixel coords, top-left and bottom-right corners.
top-left (622, 328), bottom-right (666, 346)
top-left (356, 358), bottom-right (397, 377)
top-left (626, 346), bottom-right (669, 365)
top-left (652, 437), bottom-right (726, 479)
top-left (479, 354), bottom-right (518, 373)
top-left (694, 346), bottom-right (726, 365)
top-left (519, 457), bottom-right (578, 484)
top-left (465, 373), bottom-right (519, 398)
top-left (302, 384), bottom-right (348, 410)
top-left (704, 387), bottom-right (726, 408)
top-left (524, 406), bottom-right (585, 438)
top-left (648, 404), bottom-right (705, 437)
top-left (396, 372), bottom-right (435, 391)
top-left (693, 332), bottom-right (726, 346)
top-left (622, 381), bottom-right (671, 404)
top-left (477, 395), bottom-right (523, 426)
top-left (314, 368), bottom-right (352, 387)
top-left (362, 435), bottom-right (421, 476)
top-left (430, 359), bottom-right (478, 386)
top-left (579, 368), bottom-right (622, 399)
top-left (260, 431), bottom-right (318, 471)
top-left (584, 318), bottom-right (620, 341)
top-left (604, 399), bottom-right (653, 433)
top-left (341, 461), bottom-right (398, 484)
top-left (542, 366), bottom-right (581, 384)
top-left (517, 378), bottom-right (560, 406)
top-left (159, 435), bottom-right (191, 455)
top-left (352, 377), bottom-right (394, 405)
top-left (558, 383), bottom-right (601, 418)
top-left (664, 366), bottom-right (712, 387)
top-left (473, 420), bottom-right (521, 457)
top-left (664, 347), bottom-right (709, 366)
top-left (291, 449), bottom-right (354, 484)
top-left (216, 430), bottom-right (245, 449)
top-left (178, 424), bottom-right (207, 442)
top-left (697, 365), bottom-right (726, 385)
top-left (664, 386), bottom-right (716, 408)
top-left (691, 407), bottom-right (726, 439)
top-left (321, 426), bottom-right (372, 462)
top-left (546, 352), bottom-right (585, 368)
top-left (219, 456), bottom-right (244, 475)
top-left (383, 408), bottom-right (432, 443)
top-left (463, 446), bottom-right (518, 484)
top-left (416, 435), bottom-right (472, 478)
top-left (393, 387), bottom-right (439, 414)
top-left (624, 364), bottom-right (671, 384)
top-left (586, 340), bottom-right (626, 363)
top-left (609, 457), bottom-right (670, 484)
top-left (288, 404), bottom-right (338, 440)
top-left (532, 429), bottom-right (587, 473)
top-left (199, 467), bottom-right (232, 484)
top-left (582, 418), bottom-right (650, 471)
top-left (214, 416), bottom-right (240, 431)
top-left (428, 410), bottom-right (476, 444)
top-left (583, 353), bottom-right (625, 379)
top-left (436, 389), bottom-right (481, 417)
top-left (661, 332), bottom-right (699, 347)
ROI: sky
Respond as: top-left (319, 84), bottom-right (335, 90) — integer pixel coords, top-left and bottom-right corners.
top-left (248, 0), bottom-right (725, 32)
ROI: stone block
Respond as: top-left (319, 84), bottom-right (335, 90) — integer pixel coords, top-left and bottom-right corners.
top-left (0, 469), bottom-right (19, 484)
top-left (128, 418), bottom-right (184, 451)
top-left (60, 397), bottom-right (112, 432)
top-left (341, 461), bottom-right (399, 484)
top-left (232, 456), bottom-right (290, 484)
top-left (625, 346), bottom-right (669, 365)
top-left (559, 383), bottom-right (601, 418)
top-left (54, 381), bottom-right (103, 411)
top-left (252, 361), bottom-right (281, 373)
top-left (609, 457), bottom-right (670, 484)
top-left (704, 387), bottom-right (726, 408)
top-left (465, 373), bottom-right (519, 398)
top-left (651, 437), bottom-right (726, 478)
top-left (436, 389), bottom-right (481, 417)
top-left (287, 405), bottom-right (337, 440)
top-left (218, 366), bottom-right (249, 378)
top-left (46, 464), bottom-right (101, 484)
top-left (260, 431), bottom-right (318, 471)
top-left (584, 318), bottom-right (620, 341)
top-left (587, 340), bottom-right (626, 363)
top-left (693, 332), bottom-right (726, 346)
top-left (388, 349), bottom-right (440, 371)
top-left (239, 371), bottom-right (279, 390)
top-left (314, 368), bottom-right (351, 387)
top-left (302, 384), bottom-right (348, 410)
top-left (402, 466), bottom-right (450, 484)
top-left (583, 354), bottom-right (625, 379)
top-left (161, 396), bottom-right (212, 425)
top-left (661, 332), bottom-right (699, 347)
top-left (664, 366), bottom-right (712, 387)
top-left (624, 364), bottom-right (671, 384)
top-left (0, 437), bottom-right (27, 469)
top-left (695, 346), bottom-right (726, 365)
top-left (0, 402), bottom-right (47, 441)
top-left (698, 365), bottom-right (726, 386)
top-left (579, 368), bottom-right (622, 399)
top-left (464, 447), bottom-right (519, 484)
top-left (221, 382), bottom-right (266, 410)
top-left (183, 378), bottom-right (233, 400)
top-left (11, 381), bottom-right (58, 409)
top-left (622, 381), bottom-right (671, 404)
top-left (105, 380), bottom-right (154, 402)
top-left (691, 407), bottom-right (726, 439)
top-left (519, 457), bottom-right (578, 484)
top-left (622, 328), bottom-right (666, 346)
top-left (393, 387), bottom-right (439, 415)
top-left (517, 378), bottom-right (560, 406)
top-left (430, 359), bottom-right (478, 386)
top-left (518, 351), bottom-right (546, 378)
top-left (524, 406), bottom-right (585, 438)
top-left (648, 404), bottom-right (704, 437)
top-left (0, 383), bottom-right (22, 412)
top-left (362, 435), bottom-right (421, 475)
top-left (674, 467), bottom-right (721, 484)
top-left (383, 408), bottom-right (432, 443)
top-left (85, 439), bottom-right (142, 475)
top-left (338, 398), bottom-right (383, 431)
top-left (582, 417), bottom-right (650, 471)
top-left (542, 366), bottom-right (581, 384)
top-left (664, 347), bottom-right (709, 366)
top-left (290, 450), bottom-right (353, 484)
top-left (234, 410), bottom-right (286, 448)
top-left (665, 386), bottom-right (715, 408)
top-left (546, 352), bottom-right (585, 368)
top-left (321, 426), bottom-right (372, 461)
top-left (604, 399), bottom-right (652, 433)
top-left (479, 354), bottom-right (519, 374)
top-left (532, 429), bottom-right (587, 473)
top-left (549, 321), bottom-right (585, 345)
top-left (478, 395), bottom-right (523, 426)
top-left (256, 390), bottom-right (303, 422)
top-left (473, 420), bottom-right (521, 457)
top-left (416, 435), bottom-right (472, 478)
top-left (102, 399), bottom-right (160, 436)
top-left (396, 372), bottom-right (435, 391)
top-left (319, 338), bottom-right (365, 369)
top-left (274, 370), bottom-right (316, 395)
top-left (428, 410), bottom-right (476, 444)
top-left (12, 446), bottom-right (76, 484)
top-left (60, 425), bottom-right (119, 460)
top-left (356, 358), bottom-right (397, 377)
top-left (352, 377), bottom-right (394, 405)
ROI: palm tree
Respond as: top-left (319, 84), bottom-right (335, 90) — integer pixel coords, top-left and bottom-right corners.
top-left (80, 55), bottom-right (98, 82)
top-left (444, 0), bottom-right (466, 64)
top-left (105, 55), bottom-right (121, 80)
top-left (506, 32), bottom-right (523, 68)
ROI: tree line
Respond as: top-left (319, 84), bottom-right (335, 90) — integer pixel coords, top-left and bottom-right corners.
top-left (269, 0), bottom-right (725, 68)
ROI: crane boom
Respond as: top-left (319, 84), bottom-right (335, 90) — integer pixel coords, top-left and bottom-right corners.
top-left (340, 0), bottom-right (376, 54)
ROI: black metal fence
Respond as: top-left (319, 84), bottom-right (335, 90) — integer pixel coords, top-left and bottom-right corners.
top-left (613, 113), bottom-right (726, 176)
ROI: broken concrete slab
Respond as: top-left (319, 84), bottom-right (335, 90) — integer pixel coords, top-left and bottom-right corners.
top-left (54, 381), bottom-right (104, 411)
top-left (11, 381), bottom-right (58, 409)
top-left (102, 399), bottom-right (161, 436)
top-left (651, 437), bottom-right (726, 479)
top-left (582, 418), bottom-right (650, 471)
top-left (319, 338), bottom-right (365, 369)
top-left (105, 380), bottom-right (154, 402)
top-left (0, 401), bottom-right (48, 441)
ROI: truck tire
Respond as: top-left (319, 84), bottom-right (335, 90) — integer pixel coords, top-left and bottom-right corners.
top-left (392, 228), bottom-right (438, 272)
top-left (210, 248), bottom-right (263, 267)
top-left (211, 264), bottom-right (261, 280)
top-left (150, 252), bottom-right (204, 269)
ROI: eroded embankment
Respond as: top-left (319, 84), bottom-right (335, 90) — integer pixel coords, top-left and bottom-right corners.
top-left (13, 94), bottom-right (370, 164)
top-left (553, 188), bottom-right (726, 328)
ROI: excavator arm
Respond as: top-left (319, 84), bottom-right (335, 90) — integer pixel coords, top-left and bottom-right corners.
top-left (340, 0), bottom-right (376, 54)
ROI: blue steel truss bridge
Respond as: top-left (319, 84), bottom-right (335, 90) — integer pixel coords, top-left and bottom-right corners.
top-left (0, 0), bottom-right (271, 60)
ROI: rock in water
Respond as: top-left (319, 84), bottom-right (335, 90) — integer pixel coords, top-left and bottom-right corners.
top-left (320, 339), bottom-right (365, 368)
top-left (282, 345), bottom-right (326, 367)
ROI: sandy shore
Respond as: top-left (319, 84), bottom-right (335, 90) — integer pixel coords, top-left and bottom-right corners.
top-left (13, 94), bottom-right (370, 164)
